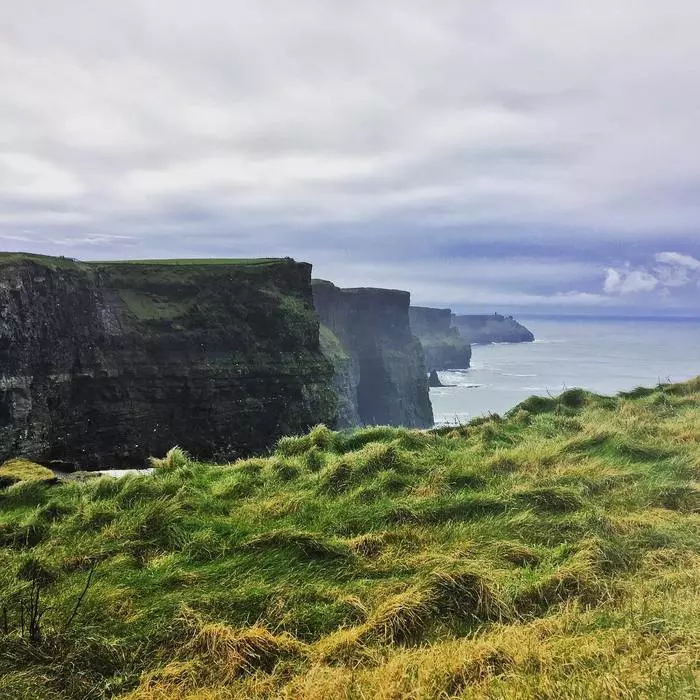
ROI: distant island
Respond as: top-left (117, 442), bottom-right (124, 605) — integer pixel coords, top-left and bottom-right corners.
top-left (452, 313), bottom-right (535, 345)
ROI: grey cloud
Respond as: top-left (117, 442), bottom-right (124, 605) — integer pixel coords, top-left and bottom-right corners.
top-left (1, 1), bottom-right (700, 313)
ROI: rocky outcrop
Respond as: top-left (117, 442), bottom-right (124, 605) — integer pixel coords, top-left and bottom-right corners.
top-left (409, 306), bottom-right (471, 370)
top-left (0, 254), bottom-right (337, 469)
top-left (428, 370), bottom-right (443, 388)
top-left (312, 280), bottom-right (433, 428)
top-left (452, 313), bottom-right (535, 344)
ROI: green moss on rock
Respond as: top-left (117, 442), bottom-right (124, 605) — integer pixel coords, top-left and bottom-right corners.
top-left (0, 459), bottom-right (56, 487)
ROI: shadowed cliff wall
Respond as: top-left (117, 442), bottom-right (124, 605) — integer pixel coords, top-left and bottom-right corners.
top-left (0, 254), bottom-right (336, 469)
top-left (312, 280), bottom-right (433, 428)
top-left (409, 306), bottom-right (472, 370)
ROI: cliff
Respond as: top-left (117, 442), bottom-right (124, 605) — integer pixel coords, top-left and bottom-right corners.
top-left (452, 313), bottom-right (535, 344)
top-left (312, 280), bottom-right (433, 428)
top-left (0, 253), bottom-right (337, 469)
top-left (409, 306), bottom-right (472, 370)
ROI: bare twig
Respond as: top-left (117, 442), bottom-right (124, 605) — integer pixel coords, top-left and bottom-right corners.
top-left (63, 562), bottom-right (98, 632)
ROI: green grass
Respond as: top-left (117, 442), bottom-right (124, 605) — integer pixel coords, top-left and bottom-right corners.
top-left (89, 258), bottom-right (285, 266)
top-left (0, 252), bottom-right (87, 271)
top-left (318, 324), bottom-right (352, 364)
top-left (0, 378), bottom-right (699, 698)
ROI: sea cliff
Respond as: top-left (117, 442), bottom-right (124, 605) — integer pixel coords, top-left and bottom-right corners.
top-left (409, 306), bottom-right (472, 370)
top-left (0, 254), bottom-right (336, 469)
top-left (312, 280), bottom-right (433, 428)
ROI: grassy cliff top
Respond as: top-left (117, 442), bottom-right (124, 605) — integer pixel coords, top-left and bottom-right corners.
top-left (0, 252), bottom-right (86, 270)
top-left (90, 257), bottom-right (286, 267)
top-left (0, 252), bottom-right (289, 269)
top-left (1, 378), bottom-right (699, 698)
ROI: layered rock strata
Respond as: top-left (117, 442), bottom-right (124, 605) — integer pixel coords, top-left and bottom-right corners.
top-left (0, 254), bottom-right (336, 468)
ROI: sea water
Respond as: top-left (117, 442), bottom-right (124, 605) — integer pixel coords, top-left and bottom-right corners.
top-left (430, 317), bottom-right (700, 426)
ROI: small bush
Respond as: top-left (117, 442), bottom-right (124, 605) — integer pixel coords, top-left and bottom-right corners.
top-left (558, 388), bottom-right (589, 409)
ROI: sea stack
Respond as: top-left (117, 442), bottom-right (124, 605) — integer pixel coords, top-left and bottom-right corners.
top-left (428, 370), bottom-right (443, 387)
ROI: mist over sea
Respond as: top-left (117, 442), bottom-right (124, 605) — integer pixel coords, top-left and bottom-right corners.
top-left (430, 316), bottom-right (700, 426)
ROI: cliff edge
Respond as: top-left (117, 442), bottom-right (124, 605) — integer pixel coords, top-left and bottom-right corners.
top-left (312, 280), bottom-right (433, 428)
top-left (409, 306), bottom-right (471, 370)
top-left (452, 313), bottom-right (535, 345)
top-left (0, 254), bottom-right (336, 468)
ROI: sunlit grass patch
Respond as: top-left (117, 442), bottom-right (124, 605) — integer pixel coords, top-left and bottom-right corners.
top-left (0, 459), bottom-right (56, 488)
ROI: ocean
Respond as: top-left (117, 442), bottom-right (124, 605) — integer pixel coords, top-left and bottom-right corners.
top-left (430, 316), bottom-right (700, 426)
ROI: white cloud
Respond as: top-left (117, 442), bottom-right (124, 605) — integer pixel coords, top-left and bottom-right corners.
top-left (603, 251), bottom-right (700, 299)
top-left (603, 267), bottom-right (658, 295)
top-left (655, 251), bottom-right (700, 270)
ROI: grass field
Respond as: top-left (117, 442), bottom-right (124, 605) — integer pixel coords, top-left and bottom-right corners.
top-left (89, 258), bottom-right (286, 266)
top-left (0, 379), bottom-right (698, 698)
top-left (0, 253), bottom-right (287, 270)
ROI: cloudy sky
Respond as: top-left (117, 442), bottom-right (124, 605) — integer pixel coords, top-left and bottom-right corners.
top-left (1, 1), bottom-right (699, 315)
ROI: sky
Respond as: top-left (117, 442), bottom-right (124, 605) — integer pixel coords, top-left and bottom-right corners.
top-left (1, 1), bottom-right (699, 315)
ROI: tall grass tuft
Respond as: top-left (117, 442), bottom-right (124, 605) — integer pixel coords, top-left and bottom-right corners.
top-left (149, 446), bottom-right (191, 470)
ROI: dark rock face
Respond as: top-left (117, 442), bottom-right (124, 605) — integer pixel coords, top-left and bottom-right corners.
top-left (312, 280), bottom-right (433, 429)
top-left (409, 306), bottom-right (472, 370)
top-left (0, 254), bottom-right (336, 469)
top-left (452, 314), bottom-right (535, 345)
